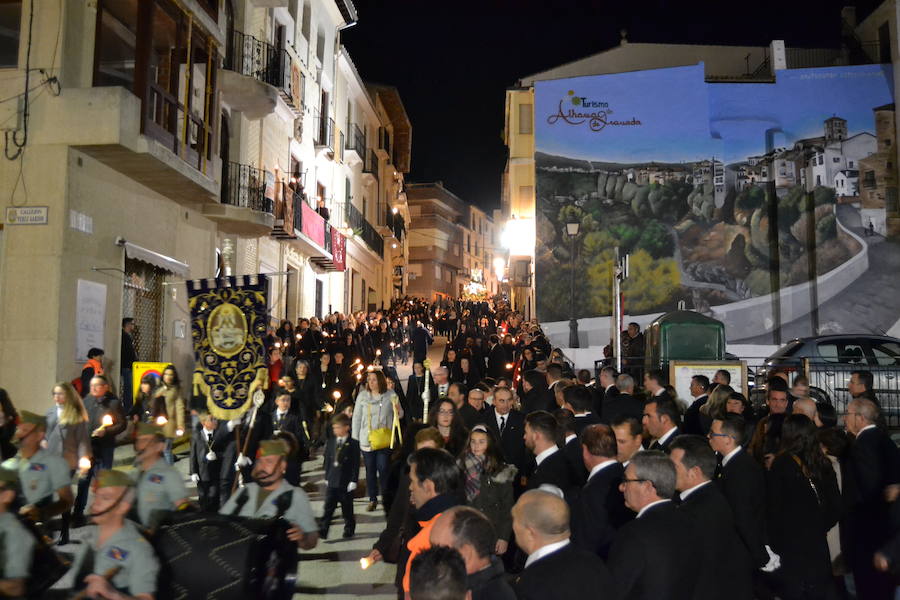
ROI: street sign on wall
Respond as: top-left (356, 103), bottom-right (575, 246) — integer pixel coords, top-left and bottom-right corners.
top-left (6, 206), bottom-right (48, 225)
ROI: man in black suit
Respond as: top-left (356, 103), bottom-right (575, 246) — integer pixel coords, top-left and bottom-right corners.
top-left (520, 370), bottom-right (554, 415)
top-left (571, 424), bottom-right (628, 559)
top-left (410, 322), bottom-right (433, 364)
top-left (484, 387), bottom-right (530, 480)
top-left (601, 374), bottom-right (644, 425)
top-left (670, 435), bottom-right (753, 600)
top-left (554, 409), bottom-right (587, 487)
top-left (271, 392), bottom-right (306, 484)
top-left (607, 451), bottom-right (698, 600)
top-left (682, 374), bottom-right (710, 435)
top-left (591, 366), bottom-right (618, 421)
top-left (643, 369), bottom-right (673, 403)
top-left (458, 388), bottom-right (490, 429)
top-left (563, 386), bottom-right (600, 436)
top-left (429, 506), bottom-right (516, 600)
top-left (708, 415), bottom-right (771, 572)
top-left (512, 489), bottom-right (611, 599)
top-left (642, 396), bottom-right (680, 453)
top-left (406, 362), bottom-right (437, 422)
top-left (189, 412), bottom-right (232, 512)
top-left (523, 411), bottom-right (573, 494)
top-left (319, 413), bottom-right (360, 539)
top-left (845, 398), bottom-right (900, 600)
top-left (487, 334), bottom-right (509, 381)
top-left (612, 416), bottom-right (644, 468)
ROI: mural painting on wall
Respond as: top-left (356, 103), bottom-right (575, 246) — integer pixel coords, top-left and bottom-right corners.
top-left (534, 63), bottom-right (899, 342)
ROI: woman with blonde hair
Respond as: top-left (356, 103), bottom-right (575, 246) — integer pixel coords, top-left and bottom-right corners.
top-left (700, 383), bottom-right (734, 426)
top-left (45, 382), bottom-right (92, 470)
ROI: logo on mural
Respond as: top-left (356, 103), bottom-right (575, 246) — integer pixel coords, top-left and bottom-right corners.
top-left (547, 90), bottom-right (642, 132)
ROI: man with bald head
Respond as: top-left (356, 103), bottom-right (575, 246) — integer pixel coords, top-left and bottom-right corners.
top-left (511, 489), bottom-right (610, 599)
top-left (844, 398), bottom-right (900, 599)
top-left (791, 397), bottom-right (822, 427)
top-left (430, 506), bottom-right (515, 600)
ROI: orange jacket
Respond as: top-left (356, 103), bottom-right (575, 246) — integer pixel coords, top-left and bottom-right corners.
top-left (402, 512), bottom-right (443, 593)
top-left (83, 358), bottom-right (104, 376)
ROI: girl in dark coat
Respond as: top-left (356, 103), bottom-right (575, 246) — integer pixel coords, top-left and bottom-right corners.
top-left (427, 398), bottom-right (469, 457)
top-left (459, 425), bottom-right (517, 555)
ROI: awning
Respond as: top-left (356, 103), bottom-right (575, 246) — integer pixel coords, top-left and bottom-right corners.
top-left (122, 240), bottom-right (190, 278)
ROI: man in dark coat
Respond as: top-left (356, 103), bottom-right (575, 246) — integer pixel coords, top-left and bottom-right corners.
top-left (484, 388), bottom-right (530, 481)
top-left (319, 414), bottom-right (360, 539)
top-left (520, 370), bottom-right (554, 415)
top-left (591, 366), bottom-right (618, 421)
top-left (709, 415), bottom-right (770, 571)
top-left (682, 375), bottom-right (710, 435)
top-left (670, 435), bottom-right (753, 600)
top-left (563, 386), bottom-right (600, 437)
top-left (487, 334), bottom-right (510, 381)
top-left (845, 398), bottom-right (900, 600)
top-left (430, 506), bottom-right (516, 600)
top-left (410, 322), bottom-right (434, 364)
top-left (524, 411), bottom-right (573, 494)
top-left (601, 373), bottom-right (643, 425)
top-left (189, 412), bottom-right (234, 512)
top-left (642, 396), bottom-right (681, 453)
top-left (555, 409), bottom-right (588, 487)
top-left (571, 424), bottom-right (629, 559)
top-left (512, 489), bottom-right (611, 600)
top-left (607, 451), bottom-right (698, 600)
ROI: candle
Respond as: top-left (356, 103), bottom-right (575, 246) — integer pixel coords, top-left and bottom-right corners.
top-left (360, 558), bottom-right (372, 570)
top-left (78, 457), bottom-right (91, 472)
top-left (332, 391), bottom-right (341, 400)
top-left (101, 414), bottom-right (113, 428)
top-left (296, 334), bottom-right (302, 340)
top-left (505, 363), bottom-right (513, 370)
top-left (156, 415), bottom-right (168, 426)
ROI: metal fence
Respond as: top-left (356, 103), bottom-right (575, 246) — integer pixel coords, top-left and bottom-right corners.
top-left (224, 30), bottom-right (291, 93)
top-left (123, 259), bottom-right (164, 363)
top-left (222, 161), bottom-right (273, 213)
top-left (346, 201), bottom-right (384, 256)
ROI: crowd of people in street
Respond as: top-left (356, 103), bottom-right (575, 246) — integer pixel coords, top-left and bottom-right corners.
top-left (0, 295), bottom-right (899, 600)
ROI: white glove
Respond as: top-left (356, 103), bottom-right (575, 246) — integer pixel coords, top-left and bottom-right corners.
top-left (227, 419), bottom-right (241, 432)
top-left (347, 482), bottom-right (357, 493)
top-left (760, 545), bottom-right (781, 572)
top-left (190, 473), bottom-right (200, 484)
top-left (205, 451), bottom-right (217, 461)
top-left (235, 454), bottom-right (252, 469)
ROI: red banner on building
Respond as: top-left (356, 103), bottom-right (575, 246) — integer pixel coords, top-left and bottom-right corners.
top-left (301, 201), bottom-right (325, 246)
top-left (331, 227), bottom-right (346, 271)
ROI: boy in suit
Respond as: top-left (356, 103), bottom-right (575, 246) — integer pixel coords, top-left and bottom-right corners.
top-left (272, 392), bottom-right (306, 486)
top-left (319, 413), bottom-right (360, 539)
top-left (189, 411), bottom-right (226, 511)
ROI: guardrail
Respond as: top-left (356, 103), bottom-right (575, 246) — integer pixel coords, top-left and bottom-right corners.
top-left (224, 30), bottom-right (291, 94)
top-left (347, 202), bottom-right (384, 256)
top-left (222, 162), bottom-right (273, 213)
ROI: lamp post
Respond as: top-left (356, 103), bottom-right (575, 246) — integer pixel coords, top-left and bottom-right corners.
top-left (566, 218), bottom-right (580, 348)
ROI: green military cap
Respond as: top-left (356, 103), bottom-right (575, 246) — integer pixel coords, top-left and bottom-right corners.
top-left (96, 469), bottom-right (134, 489)
top-left (134, 422), bottom-right (165, 438)
top-left (0, 468), bottom-right (19, 486)
top-left (257, 439), bottom-right (289, 458)
top-left (19, 410), bottom-right (46, 429)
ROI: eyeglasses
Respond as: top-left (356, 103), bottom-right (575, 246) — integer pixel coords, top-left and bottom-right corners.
top-left (708, 432), bottom-right (733, 439)
top-left (621, 478), bottom-right (647, 484)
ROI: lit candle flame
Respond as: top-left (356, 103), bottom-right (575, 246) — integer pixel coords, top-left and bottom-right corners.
top-left (78, 457), bottom-right (91, 472)
top-left (360, 558), bottom-right (372, 570)
top-left (101, 414), bottom-right (113, 427)
top-left (376, 350), bottom-right (381, 356)
top-left (505, 363), bottom-right (513, 370)
top-left (156, 415), bottom-right (168, 426)
top-left (332, 391), bottom-right (341, 399)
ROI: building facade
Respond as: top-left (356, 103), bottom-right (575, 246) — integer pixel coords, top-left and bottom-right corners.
top-left (0, 0), bottom-right (407, 409)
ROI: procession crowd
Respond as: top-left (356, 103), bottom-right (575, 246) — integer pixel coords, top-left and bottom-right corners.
top-left (0, 296), bottom-right (899, 600)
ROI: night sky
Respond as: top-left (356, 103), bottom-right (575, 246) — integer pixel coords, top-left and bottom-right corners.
top-left (343, 0), bottom-right (882, 211)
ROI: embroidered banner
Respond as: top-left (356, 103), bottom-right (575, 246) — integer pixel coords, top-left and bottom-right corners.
top-left (331, 226), bottom-right (346, 271)
top-left (187, 275), bottom-right (269, 420)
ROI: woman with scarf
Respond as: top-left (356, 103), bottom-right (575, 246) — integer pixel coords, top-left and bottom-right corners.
top-left (460, 425), bottom-right (517, 555)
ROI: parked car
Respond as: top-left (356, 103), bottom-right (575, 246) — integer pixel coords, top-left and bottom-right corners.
top-left (757, 334), bottom-right (900, 421)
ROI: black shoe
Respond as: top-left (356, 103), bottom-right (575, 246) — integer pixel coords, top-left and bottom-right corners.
top-left (70, 513), bottom-right (87, 528)
top-left (342, 530), bottom-right (354, 539)
top-left (318, 528), bottom-right (328, 540)
top-left (367, 501), bottom-right (377, 512)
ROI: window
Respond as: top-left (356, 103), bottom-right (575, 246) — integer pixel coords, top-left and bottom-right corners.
top-left (518, 103), bottom-right (533, 134)
top-left (833, 157), bottom-right (841, 163)
top-left (316, 30), bottom-right (325, 64)
top-left (864, 170), bottom-right (876, 188)
top-left (300, 2), bottom-right (311, 41)
top-left (818, 156), bottom-right (824, 165)
top-left (94, 0), bottom-right (139, 88)
top-left (435, 265), bottom-right (441, 280)
top-left (871, 342), bottom-right (900, 366)
top-left (0, 0), bottom-right (22, 68)
top-left (816, 341), bottom-right (865, 364)
top-left (849, 161), bottom-right (854, 168)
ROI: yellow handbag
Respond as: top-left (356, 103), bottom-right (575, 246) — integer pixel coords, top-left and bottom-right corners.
top-left (367, 399), bottom-right (393, 451)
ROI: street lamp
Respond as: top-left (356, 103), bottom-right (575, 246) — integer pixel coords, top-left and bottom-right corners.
top-left (566, 217), bottom-right (580, 348)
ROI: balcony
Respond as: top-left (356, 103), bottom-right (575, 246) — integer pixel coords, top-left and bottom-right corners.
top-left (203, 162), bottom-right (275, 236)
top-left (346, 202), bottom-right (385, 257)
top-left (271, 183), bottom-right (297, 239)
top-left (59, 87), bottom-right (219, 205)
top-left (362, 149), bottom-right (378, 185)
top-left (314, 110), bottom-right (335, 152)
top-left (221, 31), bottom-right (302, 120)
top-left (386, 209), bottom-right (406, 243)
top-left (249, 0), bottom-right (288, 6)
top-left (345, 124), bottom-right (367, 166)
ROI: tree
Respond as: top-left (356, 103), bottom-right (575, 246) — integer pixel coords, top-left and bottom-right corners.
top-left (636, 222), bottom-right (674, 259)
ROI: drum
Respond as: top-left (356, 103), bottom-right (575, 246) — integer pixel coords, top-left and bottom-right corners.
top-left (151, 511), bottom-right (297, 600)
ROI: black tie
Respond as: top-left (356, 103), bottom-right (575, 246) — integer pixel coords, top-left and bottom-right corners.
top-left (500, 416), bottom-right (506, 435)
